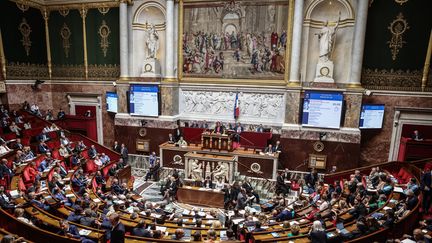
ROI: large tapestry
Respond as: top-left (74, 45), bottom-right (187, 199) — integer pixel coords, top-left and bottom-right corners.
top-left (182, 0), bottom-right (289, 79)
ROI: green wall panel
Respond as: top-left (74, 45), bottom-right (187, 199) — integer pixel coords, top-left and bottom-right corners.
top-left (363, 0), bottom-right (432, 70)
top-left (86, 8), bottom-right (119, 65)
top-left (0, 0), bottom-right (47, 64)
top-left (49, 10), bottom-right (84, 65)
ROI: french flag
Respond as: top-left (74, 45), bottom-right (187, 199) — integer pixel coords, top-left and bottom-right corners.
top-left (234, 93), bottom-right (240, 119)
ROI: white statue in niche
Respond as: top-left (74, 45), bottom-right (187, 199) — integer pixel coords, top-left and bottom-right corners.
top-left (190, 159), bottom-right (203, 181)
top-left (145, 24), bottom-right (159, 59)
top-left (316, 13), bottom-right (340, 62)
top-left (212, 161), bottom-right (228, 181)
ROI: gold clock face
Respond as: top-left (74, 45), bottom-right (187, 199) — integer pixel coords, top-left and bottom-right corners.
top-left (139, 128), bottom-right (147, 137)
top-left (320, 67), bottom-right (330, 77)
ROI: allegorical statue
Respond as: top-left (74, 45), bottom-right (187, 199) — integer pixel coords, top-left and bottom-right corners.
top-left (316, 13), bottom-right (340, 62)
top-left (191, 160), bottom-right (203, 181)
top-left (146, 24), bottom-right (159, 59)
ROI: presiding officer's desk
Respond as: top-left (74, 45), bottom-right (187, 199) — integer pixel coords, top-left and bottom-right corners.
top-left (177, 186), bottom-right (225, 208)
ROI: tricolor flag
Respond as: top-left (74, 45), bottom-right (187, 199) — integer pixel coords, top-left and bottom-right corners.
top-left (234, 93), bottom-right (240, 119)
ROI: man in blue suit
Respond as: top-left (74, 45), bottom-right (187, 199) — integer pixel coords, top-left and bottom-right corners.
top-left (421, 168), bottom-right (432, 213)
top-left (58, 220), bottom-right (94, 243)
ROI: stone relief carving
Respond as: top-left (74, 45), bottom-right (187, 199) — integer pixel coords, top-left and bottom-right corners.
top-left (181, 90), bottom-right (284, 122)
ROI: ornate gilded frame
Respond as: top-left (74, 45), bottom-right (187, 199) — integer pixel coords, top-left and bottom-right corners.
top-left (177, 0), bottom-right (294, 86)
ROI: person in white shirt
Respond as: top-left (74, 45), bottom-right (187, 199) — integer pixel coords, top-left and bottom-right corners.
top-left (9, 122), bottom-right (21, 136)
top-left (30, 103), bottom-right (41, 116)
top-left (94, 155), bottom-right (103, 167)
top-left (176, 136), bottom-right (188, 147)
top-left (50, 123), bottom-right (59, 131)
top-left (42, 126), bottom-right (52, 134)
top-left (215, 178), bottom-right (225, 190)
top-left (15, 208), bottom-right (33, 225)
top-left (23, 122), bottom-right (32, 130)
top-left (0, 142), bottom-right (11, 154)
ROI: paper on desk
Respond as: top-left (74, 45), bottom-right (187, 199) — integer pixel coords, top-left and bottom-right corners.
top-left (66, 194), bottom-right (75, 198)
top-left (232, 218), bottom-right (245, 225)
top-left (9, 190), bottom-right (19, 198)
top-left (92, 198), bottom-right (101, 203)
top-left (79, 229), bottom-right (92, 236)
top-left (156, 226), bottom-right (167, 232)
top-left (393, 187), bottom-right (404, 193)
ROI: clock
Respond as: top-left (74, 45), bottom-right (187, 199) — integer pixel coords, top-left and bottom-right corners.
top-left (319, 67), bottom-right (330, 77)
top-left (138, 128), bottom-right (147, 137)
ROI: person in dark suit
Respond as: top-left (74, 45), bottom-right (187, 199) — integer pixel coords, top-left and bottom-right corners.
top-left (145, 161), bottom-right (160, 181)
top-left (213, 121), bottom-right (225, 134)
top-left (120, 143), bottom-right (128, 164)
top-left (80, 209), bottom-right (101, 227)
top-left (58, 220), bottom-right (94, 243)
top-left (0, 185), bottom-right (17, 210)
top-left (421, 168), bottom-right (432, 213)
top-left (243, 178), bottom-right (259, 204)
top-left (305, 168), bottom-right (319, 191)
top-left (411, 130), bottom-right (423, 141)
top-left (113, 141), bottom-right (121, 153)
top-left (109, 213), bottom-right (125, 243)
top-left (0, 159), bottom-right (13, 181)
top-left (276, 171), bottom-right (290, 196)
top-left (405, 189), bottom-right (419, 211)
top-left (174, 127), bottom-right (182, 141)
top-left (282, 168), bottom-right (291, 181)
top-left (88, 145), bottom-right (97, 159)
top-left (132, 219), bottom-right (152, 237)
top-left (233, 122), bottom-right (244, 143)
top-left (57, 108), bottom-right (66, 119)
top-left (108, 164), bottom-right (118, 176)
top-left (38, 141), bottom-right (50, 154)
top-left (202, 176), bottom-right (213, 189)
top-left (273, 140), bottom-right (282, 153)
top-left (264, 144), bottom-right (274, 154)
top-left (168, 133), bottom-right (176, 144)
top-left (223, 184), bottom-right (236, 209)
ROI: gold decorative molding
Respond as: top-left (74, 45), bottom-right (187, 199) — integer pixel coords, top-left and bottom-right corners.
top-left (98, 20), bottom-right (111, 57)
top-left (80, 6), bottom-right (88, 79)
top-left (60, 23), bottom-right (72, 58)
top-left (16, 0), bottom-right (30, 12)
top-left (41, 8), bottom-right (52, 79)
top-left (97, 6), bottom-right (110, 15)
top-left (88, 64), bottom-right (120, 80)
top-left (361, 68), bottom-right (429, 91)
top-left (0, 29), bottom-right (6, 80)
top-left (132, 22), bottom-right (166, 31)
top-left (177, 0), bottom-right (184, 81)
top-left (6, 62), bottom-right (49, 79)
top-left (394, 0), bottom-right (408, 5)
top-left (18, 18), bottom-right (32, 56)
top-left (52, 64), bottom-right (85, 79)
top-left (284, 0), bottom-right (294, 85)
top-left (8, 0), bottom-right (120, 11)
top-left (387, 13), bottom-right (410, 61)
top-left (58, 7), bottom-right (69, 17)
top-left (422, 29), bottom-right (432, 92)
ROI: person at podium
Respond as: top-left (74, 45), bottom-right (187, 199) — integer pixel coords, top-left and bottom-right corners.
top-left (264, 144), bottom-right (274, 155)
top-left (213, 121), bottom-right (225, 134)
top-left (233, 122), bottom-right (244, 143)
top-left (273, 140), bottom-right (282, 153)
top-left (175, 136), bottom-right (188, 147)
top-left (202, 176), bottom-right (213, 189)
top-left (168, 133), bottom-right (176, 144)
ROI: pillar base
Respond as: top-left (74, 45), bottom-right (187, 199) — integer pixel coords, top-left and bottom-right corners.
top-left (287, 81), bottom-right (301, 87)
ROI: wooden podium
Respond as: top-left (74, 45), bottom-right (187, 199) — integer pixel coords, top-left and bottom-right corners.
top-left (201, 133), bottom-right (233, 152)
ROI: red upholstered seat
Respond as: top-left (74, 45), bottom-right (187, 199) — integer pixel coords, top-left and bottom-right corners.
top-left (18, 178), bottom-right (27, 191)
top-left (21, 137), bottom-right (30, 146)
top-left (3, 133), bottom-right (16, 141)
top-left (86, 160), bottom-right (97, 173)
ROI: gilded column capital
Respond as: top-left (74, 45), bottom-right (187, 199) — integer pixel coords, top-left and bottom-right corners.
top-left (41, 8), bottom-right (50, 21)
top-left (80, 6), bottom-right (88, 19)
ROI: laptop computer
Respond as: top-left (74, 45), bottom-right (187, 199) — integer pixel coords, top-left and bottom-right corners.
top-left (336, 222), bottom-right (350, 235)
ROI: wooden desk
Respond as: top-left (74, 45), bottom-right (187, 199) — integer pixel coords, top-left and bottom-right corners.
top-left (177, 187), bottom-right (224, 208)
top-left (202, 133), bottom-right (233, 152)
top-left (160, 142), bottom-right (279, 180)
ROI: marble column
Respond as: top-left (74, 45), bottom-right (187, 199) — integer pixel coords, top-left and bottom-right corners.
top-left (160, 85), bottom-right (179, 116)
top-left (348, 0), bottom-right (369, 87)
top-left (119, 1), bottom-right (129, 78)
top-left (165, 0), bottom-right (175, 79)
top-left (174, 2), bottom-right (179, 77)
top-left (288, 0), bottom-right (304, 86)
top-left (285, 90), bottom-right (301, 124)
top-left (116, 84), bottom-right (129, 113)
top-left (343, 92), bottom-right (363, 128)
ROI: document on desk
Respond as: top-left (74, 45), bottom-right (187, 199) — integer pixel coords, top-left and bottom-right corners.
top-left (79, 229), bottom-right (92, 236)
top-left (156, 226), bottom-right (167, 232)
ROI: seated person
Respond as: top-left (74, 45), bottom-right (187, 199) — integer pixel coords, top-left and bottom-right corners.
top-left (411, 129), bottom-right (423, 141)
top-left (67, 206), bottom-right (83, 223)
top-left (53, 187), bottom-right (72, 207)
top-left (28, 192), bottom-right (50, 211)
top-left (168, 133), bottom-right (176, 144)
top-left (99, 153), bottom-right (110, 165)
top-left (38, 141), bottom-right (50, 154)
top-left (132, 220), bottom-right (152, 237)
top-left (213, 121), bottom-right (225, 134)
top-left (202, 176), bottom-right (213, 189)
top-left (80, 209), bottom-right (101, 227)
top-left (264, 144), bottom-right (274, 155)
top-left (88, 145), bottom-right (98, 159)
top-left (58, 220), bottom-right (94, 243)
top-left (256, 124), bottom-right (264, 133)
top-left (176, 136), bottom-right (188, 147)
top-left (0, 142), bottom-right (11, 154)
top-left (108, 163), bottom-right (118, 176)
top-left (145, 160), bottom-right (160, 181)
top-left (273, 140), bottom-right (282, 153)
top-left (15, 208), bottom-right (34, 225)
top-left (57, 108), bottom-right (66, 119)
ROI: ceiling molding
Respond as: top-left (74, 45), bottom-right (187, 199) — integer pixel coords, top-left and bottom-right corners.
top-left (8, 0), bottom-right (120, 11)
